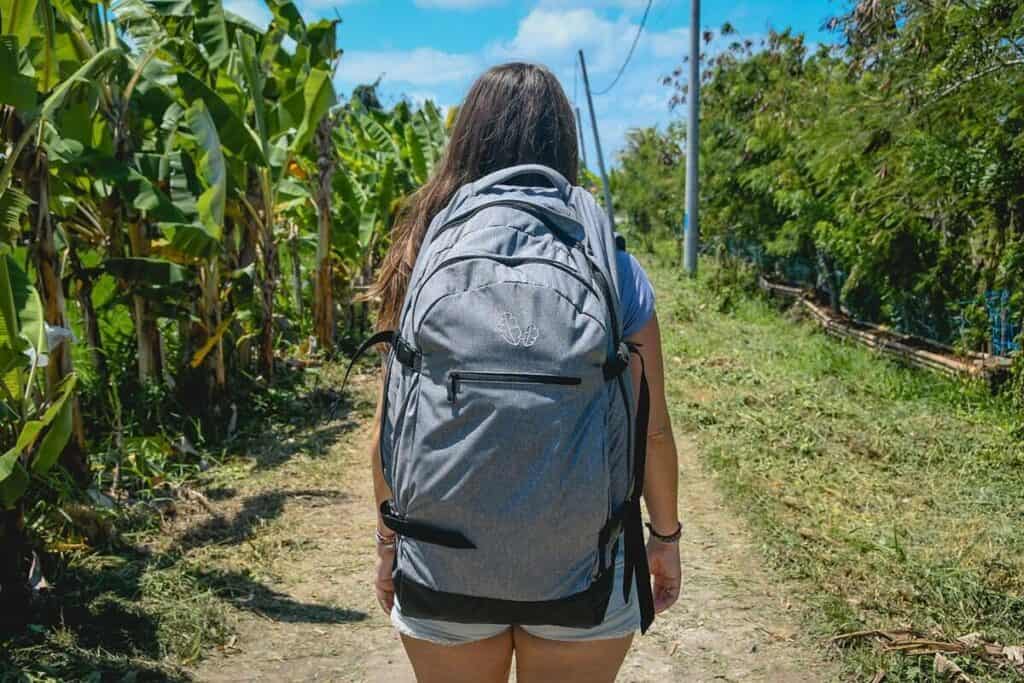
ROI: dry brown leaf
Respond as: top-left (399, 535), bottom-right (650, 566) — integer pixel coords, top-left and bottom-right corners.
top-left (956, 632), bottom-right (983, 648)
top-left (934, 653), bottom-right (972, 682)
top-left (1003, 645), bottom-right (1024, 665)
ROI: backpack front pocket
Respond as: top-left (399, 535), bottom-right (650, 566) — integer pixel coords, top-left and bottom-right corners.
top-left (446, 371), bottom-right (580, 403)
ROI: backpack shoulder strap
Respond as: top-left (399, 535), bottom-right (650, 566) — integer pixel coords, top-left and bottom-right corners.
top-left (570, 188), bottom-right (624, 332)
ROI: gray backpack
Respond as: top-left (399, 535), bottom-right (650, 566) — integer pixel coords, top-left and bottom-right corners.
top-left (345, 164), bottom-right (654, 632)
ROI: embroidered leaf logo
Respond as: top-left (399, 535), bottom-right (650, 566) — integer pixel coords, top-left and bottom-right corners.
top-left (497, 312), bottom-right (538, 347)
top-left (521, 325), bottom-right (539, 347)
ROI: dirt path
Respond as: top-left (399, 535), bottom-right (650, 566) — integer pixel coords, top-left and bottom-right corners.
top-left (183, 375), bottom-right (839, 682)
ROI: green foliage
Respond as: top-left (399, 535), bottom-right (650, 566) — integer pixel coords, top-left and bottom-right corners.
top-left (0, 0), bottom-right (446, 642)
top-left (628, 3), bottom-right (1024, 354)
top-left (610, 126), bottom-right (684, 252)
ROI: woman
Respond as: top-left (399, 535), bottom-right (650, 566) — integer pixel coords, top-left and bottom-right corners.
top-left (365, 63), bottom-right (682, 682)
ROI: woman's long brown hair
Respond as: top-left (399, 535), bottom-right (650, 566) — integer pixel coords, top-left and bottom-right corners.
top-left (367, 62), bottom-right (579, 330)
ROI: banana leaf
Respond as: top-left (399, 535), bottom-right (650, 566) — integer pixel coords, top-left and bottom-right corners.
top-left (105, 257), bottom-right (190, 285)
top-left (0, 0), bottom-right (40, 48)
top-left (0, 35), bottom-right (37, 112)
top-left (30, 374), bottom-right (76, 474)
top-left (405, 124), bottom-right (427, 185)
top-left (0, 447), bottom-right (28, 509)
top-left (0, 187), bottom-right (32, 243)
top-left (192, 0), bottom-right (229, 69)
top-left (178, 72), bottom-right (263, 165)
top-left (291, 68), bottom-right (335, 153)
top-left (186, 100), bottom-right (226, 235)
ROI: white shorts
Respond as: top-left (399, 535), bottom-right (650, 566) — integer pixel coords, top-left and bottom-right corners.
top-left (390, 546), bottom-right (641, 645)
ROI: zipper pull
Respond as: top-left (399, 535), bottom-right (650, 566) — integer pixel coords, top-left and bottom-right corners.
top-left (447, 373), bottom-right (458, 403)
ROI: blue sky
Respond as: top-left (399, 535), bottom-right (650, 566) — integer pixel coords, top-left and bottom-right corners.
top-left (227, 0), bottom-right (845, 163)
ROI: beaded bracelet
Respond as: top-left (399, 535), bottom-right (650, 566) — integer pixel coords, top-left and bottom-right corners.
top-left (375, 529), bottom-right (397, 547)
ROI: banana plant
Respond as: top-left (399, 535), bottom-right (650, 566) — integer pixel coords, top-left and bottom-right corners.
top-left (0, 251), bottom-right (78, 506)
top-left (325, 93), bottom-right (447, 333)
top-left (0, 247), bottom-right (77, 629)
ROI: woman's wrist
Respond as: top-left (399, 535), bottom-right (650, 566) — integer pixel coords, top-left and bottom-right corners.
top-left (646, 520), bottom-right (682, 543)
top-left (376, 527), bottom-right (397, 548)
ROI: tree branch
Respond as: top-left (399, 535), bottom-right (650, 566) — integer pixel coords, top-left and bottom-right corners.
top-left (931, 58), bottom-right (1024, 101)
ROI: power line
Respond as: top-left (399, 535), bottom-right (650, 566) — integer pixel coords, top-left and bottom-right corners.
top-left (593, 0), bottom-right (654, 96)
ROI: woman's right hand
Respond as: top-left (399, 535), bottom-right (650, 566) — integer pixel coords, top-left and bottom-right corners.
top-left (375, 540), bottom-right (396, 614)
top-left (647, 537), bottom-right (682, 613)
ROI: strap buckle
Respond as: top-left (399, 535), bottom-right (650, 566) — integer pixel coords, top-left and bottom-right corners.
top-left (394, 335), bottom-right (421, 370)
top-left (602, 342), bottom-right (631, 381)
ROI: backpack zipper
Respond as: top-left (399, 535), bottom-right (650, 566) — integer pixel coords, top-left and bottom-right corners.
top-left (440, 199), bottom-right (581, 245)
top-left (398, 199), bottom-right (587, 333)
top-left (410, 253), bottom-right (601, 333)
top-left (447, 371), bottom-right (581, 403)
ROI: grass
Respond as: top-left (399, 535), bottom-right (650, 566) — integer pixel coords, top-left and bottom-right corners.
top-left (642, 248), bottom-right (1024, 681)
top-left (1, 362), bottom-right (372, 682)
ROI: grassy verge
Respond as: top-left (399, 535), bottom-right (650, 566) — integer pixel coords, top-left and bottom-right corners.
top-left (1, 364), bottom-right (371, 682)
top-left (643, 249), bottom-right (1024, 681)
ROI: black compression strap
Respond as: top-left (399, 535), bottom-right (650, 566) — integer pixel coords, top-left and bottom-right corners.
top-left (341, 330), bottom-right (420, 393)
top-left (380, 501), bottom-right (476, 550)
top-left (622, 345), bottom-right (656, 633)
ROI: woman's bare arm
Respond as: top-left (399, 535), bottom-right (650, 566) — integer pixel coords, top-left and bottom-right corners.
top-left (628, 312), bottom-right (680, 534)
top-left (627, 312), bottom-right (682, 613)
top-left (370, 377), bottom-right (392, 531)
top-left (369, 372), bottom-right (397, 613)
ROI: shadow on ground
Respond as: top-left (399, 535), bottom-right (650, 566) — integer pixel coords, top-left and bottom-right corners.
top-left (175, 489), bottom-right (349, 551)
top-left (3, 489), bottom-right (368, 681)
top-left (2, 371), bottom-right (377, 682)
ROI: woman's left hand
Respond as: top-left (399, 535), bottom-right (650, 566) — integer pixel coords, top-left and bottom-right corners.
top-left (646, 538), bottom-right (682, 613)
top-left (375, 540), bottom-right (396, 614)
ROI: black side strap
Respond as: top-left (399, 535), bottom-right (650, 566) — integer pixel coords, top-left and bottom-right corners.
top-left (380, 501), bottom-right (476, 549)
top-left (622, 344), bottom-right (656, 634)
top-left (341, 330), bottom-right (420, 392)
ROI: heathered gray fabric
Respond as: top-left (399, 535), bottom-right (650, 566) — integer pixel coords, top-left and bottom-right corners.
top-left (381, 165), bottom-right (633, 602)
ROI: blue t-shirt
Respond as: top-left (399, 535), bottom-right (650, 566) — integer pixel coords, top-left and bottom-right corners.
top-left (616, 250), bottom-right (656, 338)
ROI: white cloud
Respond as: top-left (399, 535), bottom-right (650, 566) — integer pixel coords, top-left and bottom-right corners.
top-left (489, 8), bottom-right (691, 75)
top-left (648, 27), bottom-right (690, 59)
top-left (303, 0), bottom-right (362, 7)
top-left (492, 9), bottom-right (626, 68)
top-left (337, 48), bottom-right (482, 87)
top-left (227, 0), bottom-right (360, 22)
top-left (414, 0), bottom-right (503, 7)
top-left (404, 91), bottom-right (446, 107)
top-left (224, 0), bottom-right (271, 27)
top-left (537, 0), bottom-right (652, 8)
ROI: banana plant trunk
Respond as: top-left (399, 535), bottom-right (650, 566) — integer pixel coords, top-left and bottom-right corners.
top-left (67, 241), bottom-right (108, 388)
top-left (201, 261), bottom-right (226, 392)
top-left (288, 223), bottom-right (303, 321)
top-left (127, 221), bottom-right (163, 383)
top-left (29, 151), bottom-right (88, 482)
top-left (236, 217), bottom-right (258, 373)
top-left (313, 114), bottom-right (336, 352)
top-left (257, 172), bottom-right (277, 380)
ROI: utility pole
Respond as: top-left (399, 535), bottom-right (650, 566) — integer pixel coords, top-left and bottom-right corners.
top-left (575, 106), bottom-right (589, 169)
top-left (683, 0), bottom-right (701, 275)
top-left (578, 50), bottom-right (615, 228)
